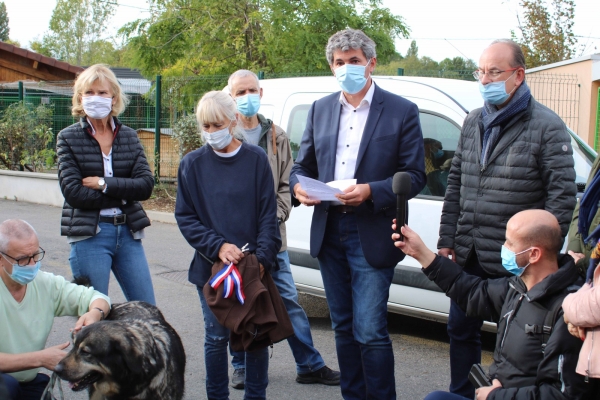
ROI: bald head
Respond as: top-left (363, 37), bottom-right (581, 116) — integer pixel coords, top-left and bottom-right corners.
top-left (506, 210), bottom-right (563, 257)
top-left (0, 219), bottom-right (38, 253)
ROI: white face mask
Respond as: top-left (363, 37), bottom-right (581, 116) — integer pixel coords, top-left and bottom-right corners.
top-left (82, 96), bottom-right (113, 119)
top-left (202, 124), bottom-right (233, 150)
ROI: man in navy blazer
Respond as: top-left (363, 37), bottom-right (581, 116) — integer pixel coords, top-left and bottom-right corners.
top-left (289, 29), bottom-right (426, 399)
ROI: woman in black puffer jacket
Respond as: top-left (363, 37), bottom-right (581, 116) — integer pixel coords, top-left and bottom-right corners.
top-left (57, 64), bottom-right (155, 304)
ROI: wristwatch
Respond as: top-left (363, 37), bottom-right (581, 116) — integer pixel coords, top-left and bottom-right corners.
top-left (98, 178), bottom-right (106, 190)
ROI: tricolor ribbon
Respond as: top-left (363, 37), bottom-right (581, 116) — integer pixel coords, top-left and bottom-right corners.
top-left (209, 262), bottom-right (245, 304)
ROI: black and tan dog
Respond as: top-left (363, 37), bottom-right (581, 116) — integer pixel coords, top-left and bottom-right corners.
top-left (55, 301), bottom-right (186, 400)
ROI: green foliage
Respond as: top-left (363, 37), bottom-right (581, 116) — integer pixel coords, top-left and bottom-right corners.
top-left (0, 2), bottom-right (9, 41)
top-left (0, 102), bottom-right (55, 172)
top-left (172, 114), bottom-right (203, 157)
top-left (406, 40), bottom-right (418, 58)
top-left (376, 41), bottom-right (476, 81)
top-left (3, 38), bottom-right (19, 47)
top-left (40, 0), bottom-right (116, 66)
top-left (121, 0), bottom-right (409, 77)
top-left (513, 0), bottom-right (577, 68)
top-left (29, 40), bottom-right (53, 57)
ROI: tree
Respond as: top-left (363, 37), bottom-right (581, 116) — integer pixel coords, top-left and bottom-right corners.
top-left (0, 2), bottom-right (9, 41)
top-left (40, 0), bottom-right (116, 66)
top-left (405, 40), bottom-right (418, 58)
top-left (513, 0), bottom-right (577, 68)
top-left (121, 0), bottom-right (409, 77)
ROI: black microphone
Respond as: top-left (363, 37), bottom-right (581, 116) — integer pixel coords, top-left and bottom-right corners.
top-left (392, 172), bottom-right (411, 241)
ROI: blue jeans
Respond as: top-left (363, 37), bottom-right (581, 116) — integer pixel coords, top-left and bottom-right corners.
top-left (198, 287), bottom-right (269, 400)
top-left (318, 213), bottom-right (396, 400)
top-left (447, 251), bottom-right (491, 398)
top-left (2, 373), bottom-right (49, 400)
top-left (424, 391), bottom-right (471, 400)
top-left (69, 222), bottom-right (155, 305)
top-left (230, 250), bottom-right (326, 374)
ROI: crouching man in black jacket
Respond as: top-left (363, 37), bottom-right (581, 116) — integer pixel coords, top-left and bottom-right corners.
top-left (393, 209), bottom-right (592, 400)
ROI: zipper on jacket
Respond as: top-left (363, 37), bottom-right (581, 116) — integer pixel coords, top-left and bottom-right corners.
top-left (586, 330), bottom-right (594, 383)
top-left (500, 293), bottom-right (524, 349)
top-left (558, 354), bottom-right (566, 392)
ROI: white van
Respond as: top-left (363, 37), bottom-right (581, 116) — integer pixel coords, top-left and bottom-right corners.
top-left (255, 75), bottom-right (596, 329)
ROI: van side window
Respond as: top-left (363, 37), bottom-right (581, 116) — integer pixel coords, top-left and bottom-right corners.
top-left (286, 104), bottom-right (310, 160)
top-left (419, 112), bottom-right (461, 198)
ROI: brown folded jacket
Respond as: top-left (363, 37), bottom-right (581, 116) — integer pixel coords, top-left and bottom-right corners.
top-left (203, 252), bottom-right (294, 352)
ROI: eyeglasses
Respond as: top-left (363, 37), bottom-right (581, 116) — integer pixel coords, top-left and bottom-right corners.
top-left (472, 68), bottom-right (519, 81)
top-left (0, 247), bottom-right (45, 267)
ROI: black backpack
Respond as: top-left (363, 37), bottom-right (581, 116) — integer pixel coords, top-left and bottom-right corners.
top-left (524, 284), bottom-right (580, 354)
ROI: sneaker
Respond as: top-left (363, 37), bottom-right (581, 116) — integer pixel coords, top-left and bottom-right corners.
top-left (296, 365), bottom-right (340, 385)
top-left (231, 368), bottom-right (245, 390)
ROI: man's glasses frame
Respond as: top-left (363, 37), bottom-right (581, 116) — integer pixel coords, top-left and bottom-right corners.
top-left (472, 67), bottom-right (519, 81)
top-left (0, 247), bottom-right (45, 267)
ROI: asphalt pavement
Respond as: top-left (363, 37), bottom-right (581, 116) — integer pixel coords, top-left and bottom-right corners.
top-left (0, 199), bottom-right (493, 399)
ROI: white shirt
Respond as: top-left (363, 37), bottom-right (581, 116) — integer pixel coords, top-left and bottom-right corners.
top-left (87, 118), bottom-right (122, 217)
top-left (334, 81), bottom-right (375, 181)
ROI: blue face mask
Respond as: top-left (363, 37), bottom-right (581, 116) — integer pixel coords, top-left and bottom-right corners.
top-left (501, 245), bottom-right (532, 277)
top-left (4, 261), bottom-right (41, 285)
top-left (433, 149), bottom-right (444, 159)
top-left (334, 59), bottom-right (371, 94)
top-left (203, 124), bottom-right (233, 151)
top-left (236, 94), bottom-right (261, 117)
top-left (478, 70), bottom-right (517, 105)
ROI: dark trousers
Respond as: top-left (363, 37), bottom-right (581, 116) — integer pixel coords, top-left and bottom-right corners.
top-left (447, 251), bottom-right (493, 398)
top-left (1, 373), bottom-right (49, 400)
top-left (318, 213), bottom-right (396, 399)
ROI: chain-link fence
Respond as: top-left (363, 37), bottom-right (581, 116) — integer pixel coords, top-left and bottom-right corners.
top-left (526, 73), bottom-right (580, 134)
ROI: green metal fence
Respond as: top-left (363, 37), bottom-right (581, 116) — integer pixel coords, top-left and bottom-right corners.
top-left (596, 87), bottom-right (600, 152)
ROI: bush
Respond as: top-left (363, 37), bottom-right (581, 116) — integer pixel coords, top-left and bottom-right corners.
top-left (0, 102), bottom-right (55, 172)
top-left (172, 114), bottom-right (203, 157)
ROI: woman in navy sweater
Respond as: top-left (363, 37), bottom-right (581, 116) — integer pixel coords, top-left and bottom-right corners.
top-left (175, 91), bottom-right (280, 400)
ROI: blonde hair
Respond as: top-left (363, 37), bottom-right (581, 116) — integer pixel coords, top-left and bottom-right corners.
top-left (71, 64), bottom-right (129, 117)
top-left (196, 91), bottom-right (242, 135)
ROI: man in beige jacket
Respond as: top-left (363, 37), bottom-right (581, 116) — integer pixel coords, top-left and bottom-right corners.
top-left (226, 70), bottom-right (340, 389)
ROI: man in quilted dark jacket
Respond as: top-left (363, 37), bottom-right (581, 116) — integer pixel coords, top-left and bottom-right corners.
top-left (437, 39), bottom-right (577, 398)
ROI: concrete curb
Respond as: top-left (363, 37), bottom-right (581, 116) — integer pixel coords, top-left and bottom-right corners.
top-left (147, 210), bottom-right (177, 224)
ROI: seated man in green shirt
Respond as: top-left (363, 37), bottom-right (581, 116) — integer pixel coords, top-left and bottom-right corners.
top-left (0, 219), bottom-right (111, 400)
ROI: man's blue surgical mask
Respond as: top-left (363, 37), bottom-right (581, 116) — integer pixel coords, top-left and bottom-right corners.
top-left (236, 94), bottom-right (261, 117)
top-left (4, 261), bottom-right (41, 285)
top-left (433, 149), bottom-right (444, 159)
top-left (501, 245), bottom-right (532, 277)
top-left (203, 124), bottom-right (233, 151)
top-left (335, 59), bottom-right (371, 94)
top-left (478, 70), bottom-right (517, 105)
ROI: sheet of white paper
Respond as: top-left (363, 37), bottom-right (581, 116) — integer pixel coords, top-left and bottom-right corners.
top-left (297, 176), bottom-right (356, 202)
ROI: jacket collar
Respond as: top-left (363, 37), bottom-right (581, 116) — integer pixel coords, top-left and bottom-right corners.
top-left (354, 83), bottom-right (384, 174)
top-left (511, 254), bottom-right (580, 302)
top-left (475, 99), bottom-right (534, 167)
top-left (79, 116), bottom-right (122, 139)
top-left (234, 113), bottom-right (276, 153)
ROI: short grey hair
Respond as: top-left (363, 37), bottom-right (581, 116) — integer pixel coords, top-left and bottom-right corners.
top-left (489, 39), bottom-right (526, 69)
top-left (326, 29), bottom-right (376, 65)
top-left (0, 219), bottom-right (37, 253)
top-left (228, 70), bottom-right (260, 93)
